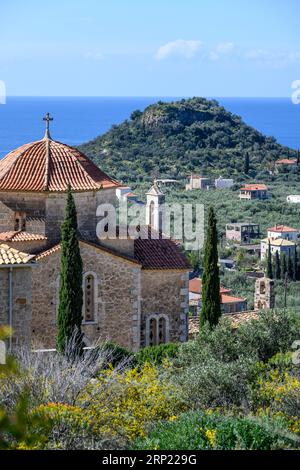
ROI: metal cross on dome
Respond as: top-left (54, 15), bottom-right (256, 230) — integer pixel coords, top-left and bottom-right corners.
top-left (43, 112), bottom-right (53, 139)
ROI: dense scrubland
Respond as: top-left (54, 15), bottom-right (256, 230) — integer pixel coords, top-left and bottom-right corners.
top-left (1, 310), bottom-right (300, 450)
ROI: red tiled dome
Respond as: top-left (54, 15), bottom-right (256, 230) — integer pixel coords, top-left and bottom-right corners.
top-left (0, 137), bottom-right (119, 192)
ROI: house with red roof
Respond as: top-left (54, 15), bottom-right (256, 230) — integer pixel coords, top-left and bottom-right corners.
top-left (189, 278), bottom-right (247, 315)
top-left (0, 115), bottom-right (190, 352)
top-left (267, 225), bottom-right (299, 242)
top-left (239, 183), bottom-right (268, 200)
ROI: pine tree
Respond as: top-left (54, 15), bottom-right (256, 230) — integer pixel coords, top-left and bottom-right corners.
top-left (201, 207), bottom-right (221, 328)
top-left (244, 152), bottom-right (250, 174)
top-left (57, 186), bottom-right (84, 355)
top-left (266, 241), bottom-right (273, 279)
top-left (281, 253), bottom-right (287, 280)
top-left (274, 251), bottom-right (281, 280)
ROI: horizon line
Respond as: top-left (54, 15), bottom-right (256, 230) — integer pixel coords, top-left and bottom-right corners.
top-left (4, 95), bottom-right (292, 99)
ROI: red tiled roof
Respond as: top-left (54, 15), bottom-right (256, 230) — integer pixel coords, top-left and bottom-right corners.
top-left (0, 231), bottom-right (47, 242)
top-left (240, 184), bottom-right (268, 191)
top-left (0, 244), bottom-right (35, 265)
top-left (221, 294), bottom-right (246, 304)
top-left (275, 159), bottom-right (297, 165)
top-left (267, 225), bottom-right (298, 233)
top-left (35, 244), bottom-right (61, 260)
top-left (189, 278), bottom-right (231, 295)
top-left (133, 226), bottom-right (190, 270)
top-left (0, 138), bottom-right (120, 192)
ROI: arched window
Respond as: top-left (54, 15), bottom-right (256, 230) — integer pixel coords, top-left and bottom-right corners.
top-left (149, 318), bottom-right (157, 346)
top-left (146, 315), bottom-right (169, 346)
top-left (260, 282), bottom-right (266, 295)
top-left (84, 274), bottom-right (95, 322)
top-left (158, 317), bottom-right (166, 344)
top-left (149, 201), bottom-right (155, 226)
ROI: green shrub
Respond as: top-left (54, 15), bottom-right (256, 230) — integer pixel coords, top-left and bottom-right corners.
top-left (172, 310), bottom-right (300, 409)
top-left (92, 342), bottom-right (132, 368)
top-left (135, 343), bottom-right (179, 366)
top-left (133, 410), bottom-right (297, 450)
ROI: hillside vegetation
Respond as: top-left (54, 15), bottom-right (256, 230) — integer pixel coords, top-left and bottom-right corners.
top-left (79, 97), bottom-right (296, 183)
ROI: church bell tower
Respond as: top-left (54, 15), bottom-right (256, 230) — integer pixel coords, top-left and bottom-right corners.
top-left (146, 180), bottom-right (165, 232)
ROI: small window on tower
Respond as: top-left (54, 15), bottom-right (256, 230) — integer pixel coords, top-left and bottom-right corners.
top-left (84, 274), bottom-right (95, 322)
top-left (14, 211), bottom-right (26, 231)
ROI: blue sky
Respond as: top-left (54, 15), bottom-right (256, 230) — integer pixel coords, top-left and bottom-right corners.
top-left (1, 0), bottom-right (300, 97)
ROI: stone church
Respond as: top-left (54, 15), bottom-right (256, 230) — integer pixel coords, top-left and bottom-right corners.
top-left (0, 116), bottom-right (190, 352)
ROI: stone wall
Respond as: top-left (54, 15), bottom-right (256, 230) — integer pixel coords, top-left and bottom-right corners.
top-left (0, 201), bottom-right (15, 232)
top-left (0, 267), bottom-right (33, 349)
top-left (140, 270), bottom-right (189, 347)
top-left (45, 188), bottom-right (117, 242)
top-left (31, 241), bottom-right (141, 350)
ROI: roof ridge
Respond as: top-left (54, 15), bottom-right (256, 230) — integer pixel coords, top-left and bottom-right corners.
top-left (43, 139), bottom-right (50, 191)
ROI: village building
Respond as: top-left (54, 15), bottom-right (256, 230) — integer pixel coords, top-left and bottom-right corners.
top-left (186, 174), bottom-right (211, 190)
top-left (189, 276), bottom-right (275, 337)
top-left (260, 237), bottom-right (296, 260)
top-left (239, 183), bottom-right (268, 200)
top-left (226, 222), bottom-right (260, 244)
top-left (267, 225), bottom-right (299, 242)
top-left (214, 176), bottom-right (234, 189)
top-left (188, 278), bottom-right (247, 315)
top-left (287, 195), bottom-right (300, 204)
top-left (0, 116), bottom-right (190, 352)
top-left (275, 158), bottom-right (298, 170)
top-left (116, 186), bottom-right (142, 204)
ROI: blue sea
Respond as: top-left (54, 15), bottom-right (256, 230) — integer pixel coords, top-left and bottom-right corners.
top-left (0, 97), bottom-right (300, 159)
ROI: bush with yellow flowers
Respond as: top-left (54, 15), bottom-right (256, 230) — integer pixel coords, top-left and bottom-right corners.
top-left (77, 362), bottom-right (186, 442)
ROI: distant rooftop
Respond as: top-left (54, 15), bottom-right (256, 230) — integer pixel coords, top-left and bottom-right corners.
top-left (240, 184), bottom-right (268, 191)
top-left (267, 225), bottom-right (298, 233)
top-left (261, 237), bottom-right (296, 247)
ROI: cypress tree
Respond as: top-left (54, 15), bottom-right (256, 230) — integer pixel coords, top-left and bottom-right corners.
top-left (274, 251), bottom-right (281, 280)
top-left (287, 251), bottom-right (294, 281)
top-left (266, 241), bottom-right (273, 279)
top-left (281, 253), bottom-right (287, 280)
top-left (57, 186), bottom-right (84, 355)
top-left (294, 247), bottom-right (299, 281)
top-left (244, 152), bottom-right (250, 174)
top-left (201, 207), bottom-right (221, 328)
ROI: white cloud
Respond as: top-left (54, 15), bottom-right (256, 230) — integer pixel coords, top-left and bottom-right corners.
top-left (209, 42), bottom-right (235, 61)
top-left (216, 42), bottom-right (235, 53)
top-left (155, 39), bottom-right (203, 60)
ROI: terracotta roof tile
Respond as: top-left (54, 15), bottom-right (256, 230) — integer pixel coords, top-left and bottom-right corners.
top-left (189, 278), bottom-right (232, 295)
top-left (267, 225), bottom-right (298, 233)
top-left (0, 231), bottom-right (47, 242)
top-left (240, 184), bottom-right (268, 191)
top-left (0, 138), bottom-right (120, 192)
top-left (0, 244), bottom-right (35, 265)
top-left (134, 226), bottom-right (190, 270)
top-left (221, 294), bottom-right (246, 304)
top-left (275, 159), bottom-right (297, 165)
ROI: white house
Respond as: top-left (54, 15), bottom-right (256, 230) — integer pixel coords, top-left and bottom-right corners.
top-left (287, 195), bottom-right (300, 204)
top-left (186, 174), bottom-right (211, 190)
top-left (267, 225), bottom-right (299, 242)
top-left (260, 237), bottom-right (296, 260)
top-left (215, 176), bottom-right (234, 189)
